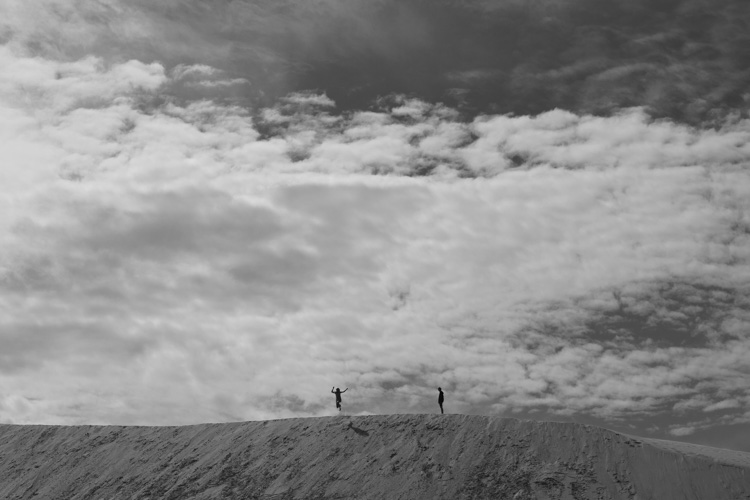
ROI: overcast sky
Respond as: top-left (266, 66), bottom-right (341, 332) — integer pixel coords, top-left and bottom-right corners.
top-left (1, 0), bottom-right (750, 452)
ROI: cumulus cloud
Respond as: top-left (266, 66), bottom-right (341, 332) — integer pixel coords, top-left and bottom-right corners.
top-left (1, 32), bottom-right (750, 451)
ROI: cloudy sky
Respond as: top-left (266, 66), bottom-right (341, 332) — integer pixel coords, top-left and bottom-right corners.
top-left (2, 0), bottom-right (750, 451)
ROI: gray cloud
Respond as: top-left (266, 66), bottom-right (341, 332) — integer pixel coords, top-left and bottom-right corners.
top-left (3, 0), bottom-right (749, 122)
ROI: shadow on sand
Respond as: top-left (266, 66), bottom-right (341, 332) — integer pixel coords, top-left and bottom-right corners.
top-left (348, 421), bottom-right (370, 436)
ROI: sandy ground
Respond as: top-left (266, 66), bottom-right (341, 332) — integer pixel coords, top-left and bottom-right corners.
top-left (638, 435), bottom-right (750, 468)
top-left (0, 414), bottom-right (749, 499)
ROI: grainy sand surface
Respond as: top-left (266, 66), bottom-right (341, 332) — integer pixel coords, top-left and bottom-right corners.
top-left (0, 414), bottom-right (748, 499)
top-left (639, 436), bottom-right (750, 469)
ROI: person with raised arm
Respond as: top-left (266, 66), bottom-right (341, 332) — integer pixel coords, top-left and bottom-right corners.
top-left (332, 386), bottom-right (348, 411)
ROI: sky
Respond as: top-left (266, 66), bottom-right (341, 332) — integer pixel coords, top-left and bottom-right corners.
top-left (1, 0), bottom-right (750, 452)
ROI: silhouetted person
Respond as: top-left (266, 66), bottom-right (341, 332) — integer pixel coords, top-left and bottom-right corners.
top-left (332, 387), bottom-right (348, 411)
top-left (438, 387), bottom-right (444, 414)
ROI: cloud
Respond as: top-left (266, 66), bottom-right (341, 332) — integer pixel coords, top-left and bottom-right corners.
top-left (0, 46), bottom-right (165, 112)
top-left (670, 426), bottom-right (696, 437)
top-left (0, 41), bottom-right (749, 452)
top-left (3, 0), bottom-right (749, 122)
top-left (705, 399), bottom-right (742, 412)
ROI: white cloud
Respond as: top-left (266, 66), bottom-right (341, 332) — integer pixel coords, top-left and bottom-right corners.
top-left (704, 399), bottom-right (742, 412)
top-left (0, 46), bottom-right (750, 447)
top-left (670, 426), bottom-right (696, 437)
top-left (0, 46), bottom-right (165, 113)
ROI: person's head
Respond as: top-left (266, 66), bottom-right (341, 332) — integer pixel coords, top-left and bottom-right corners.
top-left (438, 387), bottom-right (442, 391)
top-left (335, 387), bottom-right (340, 392)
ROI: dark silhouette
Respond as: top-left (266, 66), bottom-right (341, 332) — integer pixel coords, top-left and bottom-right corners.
top-left (332, 387), bottom-right (348, 411)
top-left (348, 421), bottom-right (369, 436)
top-left (438, 387), bottom-right (445, 414)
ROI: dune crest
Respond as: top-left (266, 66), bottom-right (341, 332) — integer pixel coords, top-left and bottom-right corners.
top-left (1, 414), bottom-right (748, 499)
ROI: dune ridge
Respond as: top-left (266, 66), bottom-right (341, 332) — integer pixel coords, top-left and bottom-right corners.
top-left (1, 414), bottom-right (749, 499)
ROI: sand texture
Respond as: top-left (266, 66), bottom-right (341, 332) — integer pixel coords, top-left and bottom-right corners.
top-left (1, 414), bottom-right (749, 499)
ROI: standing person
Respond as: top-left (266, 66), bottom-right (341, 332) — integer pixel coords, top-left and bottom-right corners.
top-left (332, 387), bottom-right (348, 411)
top-left (438, 387), bottom-right (445, 414)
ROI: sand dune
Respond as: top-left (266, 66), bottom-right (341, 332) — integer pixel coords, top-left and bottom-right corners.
top-left (1, 414), bottom-right (748, 499)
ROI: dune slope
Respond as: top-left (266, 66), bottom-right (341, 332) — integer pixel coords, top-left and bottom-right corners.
top-left (1, 414), bottom-right (749, 499)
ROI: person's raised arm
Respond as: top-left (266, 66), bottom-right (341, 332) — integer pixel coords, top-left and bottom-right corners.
top-left (342, 388), bottom-right (348, 393)
top-left (331, 387), bottom-right (335, 393)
